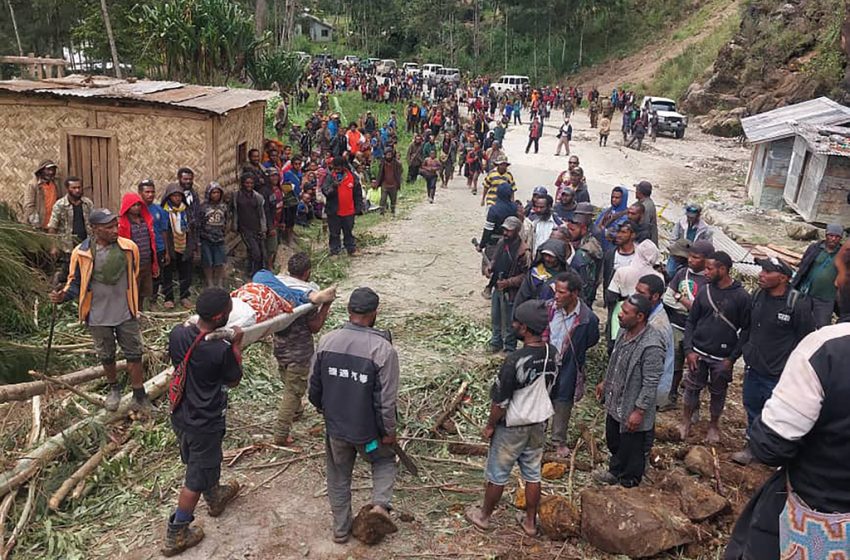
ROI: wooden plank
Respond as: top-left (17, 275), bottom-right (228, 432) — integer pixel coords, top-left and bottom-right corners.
top-left (91, 138), bottom-right (104, 201)
top-left (766, 244), bottom-right (804, 260)
top-left (107, 136), bottom-right (120, 210)
top-left (0, 55), bottom-right (69, 66)
top-left (80, 137), bottom-right (94, 204)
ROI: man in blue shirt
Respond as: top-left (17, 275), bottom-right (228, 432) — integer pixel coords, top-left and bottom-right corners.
top-left (138, 179), bottom-right (170, 305)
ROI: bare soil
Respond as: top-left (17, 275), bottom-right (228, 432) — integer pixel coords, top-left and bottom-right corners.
top-left (106, 106), bottom-right (789, 560)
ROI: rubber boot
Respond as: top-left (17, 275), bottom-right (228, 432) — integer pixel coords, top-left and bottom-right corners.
top-left (161, 514), bottom-right (204, 557)
top-left (204, 481), bottom-right (240, 517)
top-left (104, 384), bottom-right (122, 412)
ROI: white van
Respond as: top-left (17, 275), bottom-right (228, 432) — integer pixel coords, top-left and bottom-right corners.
top-left (421, 63), bottom-right (444, 79)
top-left (490, 75), bottom-right (530, 94)
top-left (376, 59), bottom-right (397, 74)
top-left (402, 62), bottom-right (419, 75)
top-left (436, 67), bottom-right (460, 83)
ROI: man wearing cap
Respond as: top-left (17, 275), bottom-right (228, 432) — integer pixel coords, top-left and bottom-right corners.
top-left (481, 156), bottom-right (515, 207)
top-left (660, 239), bottom-right (712, 410)
top-left (50, 209), bottom-right (150, 412)
top-left (791, 224), bottom-right (844, 327)
top-left (566, 211), bottom-right (603, 305)
top-left (309, 287), bottom-right (400, 544)
top-left (555, 117), bottom-right (572, 156)
top-left (680, 251), bottom-right (751, 443)
top-left (668, 204), bottom-right (713, 277)
top-left (47, 177), bottom-right (93, 282)
top-left (731, 257), bottom-right (815, 465)
top-left (553, 187), bottom-right (577, 223)
top-left (465, 299), bottom-right (558, 536)
top-left (594, 293), bottom-right (665, 487)
top-left (24, 160), bottom-right (62, 230)
top-left (634, 181), bottom-right (658, 245)
top-left (485, 216), bottom-right (530, 355)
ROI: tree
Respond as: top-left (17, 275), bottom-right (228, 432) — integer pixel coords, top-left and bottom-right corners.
top-left (99, 0), bottom-right (122, 77)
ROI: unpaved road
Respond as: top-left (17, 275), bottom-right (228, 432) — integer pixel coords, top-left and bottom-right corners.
top-left (118, 109), bottom-right (757, 560)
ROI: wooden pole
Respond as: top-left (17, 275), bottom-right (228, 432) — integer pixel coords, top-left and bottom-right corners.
top-left (0, 362), bottom-right (127, 404)
top-left (5, 0), bottom-right (23, 56)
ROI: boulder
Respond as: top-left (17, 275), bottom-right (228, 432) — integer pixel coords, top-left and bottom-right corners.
top-left (581, 486), bottom-right (697, 557)
top-left (684, 446), bottom-right (715, 478)
top-left (659, 472), bottom-right (730, 522)
top-left (542, 462), bottom-right (567, 480)
top-left (539, 495), bottom-right (581, 540)
top-left (786, 222), bottom-right (821, 241)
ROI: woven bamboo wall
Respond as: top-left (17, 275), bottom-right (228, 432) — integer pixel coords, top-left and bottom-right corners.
top-left (215, 104), bottom-right (266, 193)
top-left (96, 111), bottom-right (209, 199)
top-left (0, 102), bottom-right (91, 216)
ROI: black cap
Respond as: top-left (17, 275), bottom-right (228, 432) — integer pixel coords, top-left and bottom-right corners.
top-left (348, 287), bottom-right (380, 314)
top-left (756, 256), bottom-right (794, 277)
top-left (690, 240), bottom-right (714, 257)
top-left (513, 299), bottom-right (549, 335)
top-left (89, 208), bottom-right (117, 225)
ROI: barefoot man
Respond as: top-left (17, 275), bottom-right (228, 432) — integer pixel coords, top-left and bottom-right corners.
top-left (679, 251), bottom-right (751, 443)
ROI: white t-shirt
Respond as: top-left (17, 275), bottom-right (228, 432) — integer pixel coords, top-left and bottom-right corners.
top-left (613, 249), bottom-right (635, 271)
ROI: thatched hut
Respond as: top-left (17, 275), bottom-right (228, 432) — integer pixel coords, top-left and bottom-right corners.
top-left (0, 75), bottom-right (277, 212)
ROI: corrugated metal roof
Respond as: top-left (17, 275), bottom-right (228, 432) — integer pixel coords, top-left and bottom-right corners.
top-left (0, 74), bottom-right (277, 115)
top-left (792, 123), bottom-right (850, 157)
top-left (741, 97), bottom-right (850, 144)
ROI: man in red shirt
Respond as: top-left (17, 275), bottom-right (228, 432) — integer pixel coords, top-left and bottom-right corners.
top-left (321, 157), bottom-right (363, 256)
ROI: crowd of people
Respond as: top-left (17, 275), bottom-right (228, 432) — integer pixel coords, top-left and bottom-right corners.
top-left (21, 72), bottom-right (850, 558)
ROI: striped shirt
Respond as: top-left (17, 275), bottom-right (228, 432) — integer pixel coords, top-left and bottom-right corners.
top-left (483, 171), bottom-right (516, 206)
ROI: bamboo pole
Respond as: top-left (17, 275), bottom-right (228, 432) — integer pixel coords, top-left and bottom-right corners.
top-left (0, 362), bottom-right (127, 404)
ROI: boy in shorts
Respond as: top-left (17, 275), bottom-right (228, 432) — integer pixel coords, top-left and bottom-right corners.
top-left (162, 288), bottom-right (244, 556)
top-left (466, 300), bottom-right (557, 537)
top-left (199, 182), bottom-right (228, 288)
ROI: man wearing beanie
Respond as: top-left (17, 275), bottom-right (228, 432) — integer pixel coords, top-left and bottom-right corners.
top-left (162, 288), bottom-right (244, 556)
top-left (792, 223), bottom-right (844, 327)
top-left (309, 287), bottom-right (400, 544)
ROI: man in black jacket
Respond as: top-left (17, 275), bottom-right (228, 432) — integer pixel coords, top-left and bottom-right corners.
top-left (731, 257), bottom-right (815, 465)
top-left (725, 243), bottom-right (850, 560)
top-left (309, 287), bottom-right (400, 544)
top-left (485, 216), bottom-right (530, 354)
top-left (679, 251), bottom-right (751, 444)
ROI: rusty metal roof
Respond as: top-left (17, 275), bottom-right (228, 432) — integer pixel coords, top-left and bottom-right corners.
top-left (741, 97), bottom-right (850, 144)
top-left (792, 123), bottom-right (850, 157)
top-left (0, 74), bottom-right (277, 115)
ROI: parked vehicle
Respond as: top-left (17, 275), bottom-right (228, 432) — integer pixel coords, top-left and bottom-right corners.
top-left (376, 59), bottom-right (397, 75)
top-left (313, 53), bottom-right (335, 66)
top-left (490, 75), bottom-right (530, 93)
top-left (421, 63), bottom-right (444, 80)
top-left (640, 96), bottom-right (688, 139)
top-left (402, 62), bottom-right (420, 76)
top-left (338, 55), bottom-right (360, 67)
top-left (436, 67), bottom-right (460, 83)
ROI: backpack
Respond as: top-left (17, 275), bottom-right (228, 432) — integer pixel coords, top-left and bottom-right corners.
top-left (168, 330), bottom-right (207, 412)
top-left (506, 345), bottom-right (555, 426)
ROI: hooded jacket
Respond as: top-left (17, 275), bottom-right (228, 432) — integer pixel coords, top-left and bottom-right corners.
top-left (161, 183), bottom-right (194, 257)
top-left (607, 240), bottom-right (663, 299)
top-left (480, 183), bottom-right (517, 247)
top-left (321, 168), bottom-right (363, 218)
top-left (513, 239), bottom-right (588, 311)
top-left (671, 216), bottom-right (713, 244)
top-left (118, 192), bottom-right (159, 276)
top-left (199, 182), bottom-right (228, 244)
top-left (594, 187), bottom-right (630, 252)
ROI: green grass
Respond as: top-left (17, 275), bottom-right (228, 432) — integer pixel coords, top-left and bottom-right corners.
top-left (650, 9), bottom-right (740, 101)
top-left (671, 0), bottom-right (731, 42)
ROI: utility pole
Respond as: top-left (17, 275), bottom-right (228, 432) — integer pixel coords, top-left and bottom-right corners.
top-left (99, 0), bottom-right (122, 78)
top-left (504, 8), bottom-right (508, 72)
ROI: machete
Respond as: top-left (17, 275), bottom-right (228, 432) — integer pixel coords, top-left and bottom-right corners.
top-left (390, 443), bottom-right (419, 477)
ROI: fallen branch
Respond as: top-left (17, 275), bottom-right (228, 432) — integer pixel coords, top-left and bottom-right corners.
top-left (28, 370), bottom-right (104, 408)
top-left (71, 440), bottom-right (141, 501)
top-left (431, 380), bottom-right (469, 434)
top-left (242, 451), bottom-right (325, 471)
top-left (567, 438), bottom-right (584, 503)
top-left (581, 425), bottom-right (599, 464)
top-left (48, 437), bottom-right (125, 510)
top-left (711, 446), bottom-right (724, 497)
top-left (2, 479), bottom-right (36, 559)
top-left (0, 362), bottom-right (126, 404)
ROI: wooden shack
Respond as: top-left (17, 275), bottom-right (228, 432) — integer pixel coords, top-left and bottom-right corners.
top-left (741, 97), bottom-right (850, 211)
top-left (783, 124), bottom-right (850, 224)
top-left (0, 75), bottom-right (277, 212)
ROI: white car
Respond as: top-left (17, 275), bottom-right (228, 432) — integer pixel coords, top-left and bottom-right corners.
top-left (421, 63), bottom-right (444, 80)
top-left (376, 59), bottom-right (397, 74)
top-left (490, 75), bottom-right (530, 94)
top-left (338, 55), bottom-right (360, 67)
top-left (402, 62), bottom-right (420, 76)
top-left (641, 96), bottom-right (689, 139)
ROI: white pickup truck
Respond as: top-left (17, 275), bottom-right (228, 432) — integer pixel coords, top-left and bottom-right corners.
top-left (641, 96), bottom-right (689, 139)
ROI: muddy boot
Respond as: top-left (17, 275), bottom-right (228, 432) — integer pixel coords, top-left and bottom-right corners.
top-left (104, 384), bottom-right (122, 412)
top-left (131, 393), bottom-right (155, 415)
top-left (161, 514), bottom-right (204, 557)
top-left (204, 481), bottom-right (240, 517)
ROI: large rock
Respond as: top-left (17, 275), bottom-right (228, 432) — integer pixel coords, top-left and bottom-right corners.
top-left (581, 486), bottom-right (697, 557)
top-left (539, 495), bottom-right (581, 540)
top-left (659, 472), bottom-right (730, 522)
top-left (542, 462), bottom-right (567, 480)
top-left (786, 222), bottom-right (821, 241)
top-left (684, 446), bottom-right (716, 478)
top-left (351, 505), bottom-right (398, 545)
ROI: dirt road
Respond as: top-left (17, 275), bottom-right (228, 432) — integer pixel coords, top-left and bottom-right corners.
top-left (121, 109), bottom-right (759, 560)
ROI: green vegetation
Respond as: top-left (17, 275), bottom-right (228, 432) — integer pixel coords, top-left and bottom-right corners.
top-left (651, 9), bottom-right (740, 100)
